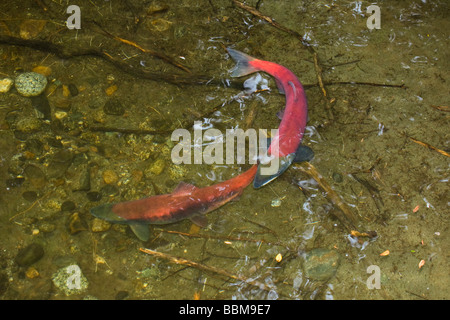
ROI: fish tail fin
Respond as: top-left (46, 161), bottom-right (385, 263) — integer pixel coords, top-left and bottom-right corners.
top-left (227, 48), bottom-right (259, 77)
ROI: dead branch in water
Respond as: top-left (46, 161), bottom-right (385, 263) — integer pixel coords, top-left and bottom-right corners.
top-left (294, 162), bottom-right (378, 238)
top-left (409, 136), bottom-right (450, 158)
top-left (0, 35), bottom-right (208, 86)
top-left (139, 247), bottom-right (274, 292)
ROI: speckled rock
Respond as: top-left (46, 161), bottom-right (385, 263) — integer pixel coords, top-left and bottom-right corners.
top-left (15, 117), bottom-right (42, 133)
top-left (52, 264), bottom-right (88, 296)
top-left (15, 72), bottom-right (48, 97)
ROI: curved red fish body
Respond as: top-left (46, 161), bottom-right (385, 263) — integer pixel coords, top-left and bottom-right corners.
top-left (227, 48), bottom-right (309, 188)
top-left (112, 164), bottom-right (257, 223)
top-left (248, 59), bottom-right (308, 157)
top-left (90, 165), bottom-right (257, 240)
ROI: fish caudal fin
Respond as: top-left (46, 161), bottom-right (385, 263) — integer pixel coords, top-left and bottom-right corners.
top-left (227, 48), bottom-right (259, 77)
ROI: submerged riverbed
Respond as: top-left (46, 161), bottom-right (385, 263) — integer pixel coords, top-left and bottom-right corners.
top-left (0, 0), bottom-right (448, 300)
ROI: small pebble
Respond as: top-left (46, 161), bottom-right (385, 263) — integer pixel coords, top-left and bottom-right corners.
top-left (100, 184), bottom-right (120, 197)
top-left (102, 169), bottom-right (119, 184)
top-left (105, 85), bottom-right (118, 96)
top-left (25, 266), bottom-right (40, 279)
top-left (146, 158), bottom-right (166, 176)
top-left (68, 212), bottom-right (88, 234)
top-left (87, 191), bottom-right (102, 202)
top-left (91, 218), bottom-right (111, 233)
top-left (62, 85), bottom-right (71, 97)
top-left (54, 111), bottom-right (67, 120)
top-left (332, 172), bottom-right (343, 183)
top-left (32, 66), bottom-right (52, 77)
top-left (103, 98), bottom-right (124, 116)
top-left (61, 200), bottom-right (76, 212)
top-left (0, 78), bottom-right (14, 93)
top-left (22, 191), bottom-right (38, 202)
top-left (68, 83), bottom-right (79, 96)
top-left (271, 198), bottom-right (282, 207)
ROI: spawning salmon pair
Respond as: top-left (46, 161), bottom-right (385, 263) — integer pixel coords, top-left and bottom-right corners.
top-left (90, 48), bottom-right (313, 241)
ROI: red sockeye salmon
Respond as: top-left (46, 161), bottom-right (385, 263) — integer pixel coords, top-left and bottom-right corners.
top-left (227, 48), bottom-right (312, 188)
top-left (90, 165), bottom-right (257, 241)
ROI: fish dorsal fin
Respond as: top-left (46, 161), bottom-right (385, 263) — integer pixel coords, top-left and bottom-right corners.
top-left (173, 181), bottom-right (198, 196)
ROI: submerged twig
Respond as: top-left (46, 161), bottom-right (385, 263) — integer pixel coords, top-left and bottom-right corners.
top-left (0, 35), bottom-right (209, 86)
top-left (409, 136), bottom-right (449, 158)
top-left (294, 162), bottom-right (358, 230)
top-left (155, 228), bottom-right (283, 247)
top-left (88, 126), bottom-right (172, 135)
top-left (430, 105), bottom-right (449, 112)
top-left (351, 173), bottom-right (384, 213)
top-left (139, 247), bottom-right (273, 292)
top-left (9, 191), bottom-right (52, 222)
top-left (89, 20), bottom-right (191, 73)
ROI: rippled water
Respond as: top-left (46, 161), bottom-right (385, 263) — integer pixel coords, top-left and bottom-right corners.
top-left (0, 0), bottom-right (448, 300)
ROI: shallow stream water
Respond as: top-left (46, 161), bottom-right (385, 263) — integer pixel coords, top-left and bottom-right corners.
top-left (0, 0), bottom-right (448, 300)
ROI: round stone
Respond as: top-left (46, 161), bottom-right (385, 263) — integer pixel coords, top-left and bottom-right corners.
top-left (15, 72), bottom-right (48, 97)
top-left (15, 243), bottom-right (44, 267)
top-left (303, 248), bottom-right (340, 281)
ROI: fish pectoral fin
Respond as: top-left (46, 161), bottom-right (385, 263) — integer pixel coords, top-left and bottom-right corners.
top-left (294, 145), bottom-right (314, 163)
top-left (263, 137), bottom-right (314, 163)
top-left (129, 224), bottom-right (150, 241)
top-left (190, 215), bottom-right (208, 228)
top-left (253, 153), bottom-right (295, 189)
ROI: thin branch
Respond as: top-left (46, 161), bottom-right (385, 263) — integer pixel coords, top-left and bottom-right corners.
top-left (139, 247), bottom-right (273, 292)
